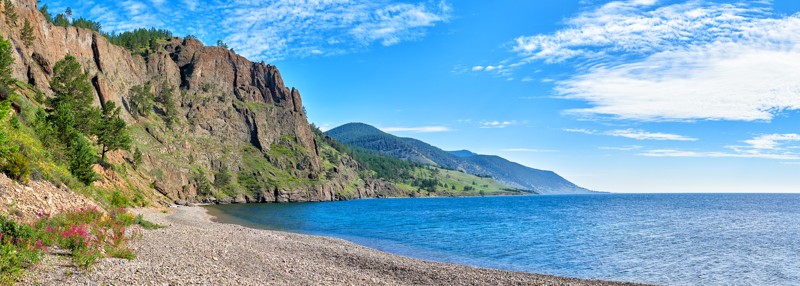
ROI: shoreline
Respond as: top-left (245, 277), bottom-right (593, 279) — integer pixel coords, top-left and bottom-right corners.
top-left (23, 206), bottom-right (649, 285)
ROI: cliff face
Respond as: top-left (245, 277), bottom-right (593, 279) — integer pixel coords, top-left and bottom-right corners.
top-left (0, 0), bottom-right (384, 203)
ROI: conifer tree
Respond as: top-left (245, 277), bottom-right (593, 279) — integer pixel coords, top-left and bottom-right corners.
top-left (128, 83), bottom-right (153, 118)
top-left (95, 101), bottom-right (131, 161)
top-left (0, 36), bottom-right (12, 84)
top-left (54, 14), bottom-right (68, 27)
top-left (159, 81), bottom-right (178, 129)
top-left (21, 19), bottom-right (35, 48)
top-left (69, 133), bottom-right (97, 185)
top-left (132, 147), bottom-right (143, 169)
top-left (3, 0), bottom-right (17, 28)
top-left (49, 55), bottom-right (99, 134)
top-left (39, 4), bottom-right (53, 24)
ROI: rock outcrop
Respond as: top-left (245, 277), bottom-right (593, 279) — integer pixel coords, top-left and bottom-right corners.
top-left (0, 0), bottom-right (387, 203)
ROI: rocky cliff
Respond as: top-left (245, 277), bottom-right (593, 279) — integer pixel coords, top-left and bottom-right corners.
top-left (0, 0), bottom-right (387, 204)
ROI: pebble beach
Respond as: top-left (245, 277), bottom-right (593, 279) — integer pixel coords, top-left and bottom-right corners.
top-left (22, 206), bottom-right (648, 286)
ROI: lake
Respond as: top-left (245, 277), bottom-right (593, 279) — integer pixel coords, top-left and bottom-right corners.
top-left (205, 194), bottom-right (800, 285)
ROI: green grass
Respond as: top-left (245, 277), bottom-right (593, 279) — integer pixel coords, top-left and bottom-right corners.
top-left (392, 167), bottom-right (520, 197)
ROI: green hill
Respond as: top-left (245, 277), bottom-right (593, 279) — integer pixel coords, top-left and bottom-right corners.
top-left (327, 123), bottom-right (596, 194)
top-left (316, 126), bottom-right (523, 197)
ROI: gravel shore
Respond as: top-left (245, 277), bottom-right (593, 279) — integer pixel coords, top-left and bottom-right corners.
top-left (22, 206), bottom-right (649, 285)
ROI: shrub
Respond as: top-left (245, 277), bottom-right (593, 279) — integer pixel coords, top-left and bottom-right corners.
top-left (1, 151), bottom-right (30, 183)
top-left (72, 247), bottom-right (102, 269)
top-left (1, 207), bottom-right (149, 279)
top-left (214, 168), bottom-right (232, 189)
top-left (109, 190), bottom-right (130, 207)
top-left (108, 246), bottom-right (135, 259)
top-left (0, 216), bottom-right (44, 284)
top-left (134, 214), bottom-right (161, 230)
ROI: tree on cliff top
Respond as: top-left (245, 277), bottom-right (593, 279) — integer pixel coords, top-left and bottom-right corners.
top-left (39, 4), bottom-right (54, 25)
top-left (95, 101), bottom-right (131, 161)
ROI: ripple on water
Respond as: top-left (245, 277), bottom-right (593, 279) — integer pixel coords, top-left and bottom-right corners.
top-left (206, 194), bottom-right (800, 286)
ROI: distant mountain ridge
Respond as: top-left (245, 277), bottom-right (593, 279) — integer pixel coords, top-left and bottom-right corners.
top-left (326, 123), bottom-right (596, 194)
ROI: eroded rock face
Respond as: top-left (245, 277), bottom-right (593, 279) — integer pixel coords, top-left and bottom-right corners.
top-left (0, 0), bottom-right (387, 204)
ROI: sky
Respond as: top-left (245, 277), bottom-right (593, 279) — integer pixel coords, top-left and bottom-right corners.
top-left (47, 0), bottom-right (800, 193)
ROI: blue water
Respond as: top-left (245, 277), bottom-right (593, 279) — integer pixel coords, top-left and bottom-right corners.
top-left (205, 194), bottom-right (800, 285)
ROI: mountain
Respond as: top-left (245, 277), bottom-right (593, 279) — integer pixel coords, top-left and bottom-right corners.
top-left (325, 123), bottom-right (438, 165)
top-left (321, 124), bottom-right (524, 196)
top-left (0, 0), bottom-right (398, 205)
top-left (327, 123), bottom-right (595, 194)
top-left (327, 123), bottom-right (462, 169)
top-left (449, 150), bottom-right (478, 158)
top-left (454, 154), bottom-right (595, 194)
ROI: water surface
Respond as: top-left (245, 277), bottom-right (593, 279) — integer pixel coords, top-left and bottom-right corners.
top-left (206, 194), bottom-right (800, 285)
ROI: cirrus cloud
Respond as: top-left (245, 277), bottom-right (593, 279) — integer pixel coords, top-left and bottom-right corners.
top-left (381, 126), bottom-right (452, 133)
top-left (507, 0), bottom-right (800, 122)
top-left (49, 0), bottom-right (451, 61)
top-left (565, 128), bottom-right (697, 141)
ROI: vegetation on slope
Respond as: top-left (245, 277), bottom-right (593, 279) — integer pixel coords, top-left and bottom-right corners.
top-left (0, 207), bottom-right (160, 284)
top-left (328, 123), bottom-right (593, 194)
top-left (314, 125), bottom-right (523, 197)
top-left (0, 34), bottom-right (153, 208)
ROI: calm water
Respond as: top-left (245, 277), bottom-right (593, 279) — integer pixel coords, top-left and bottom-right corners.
top-left (205, 194), bottom-right (800, 285)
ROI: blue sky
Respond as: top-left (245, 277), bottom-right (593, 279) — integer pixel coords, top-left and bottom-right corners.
top-left (49, 0), bottom-right (800, 193)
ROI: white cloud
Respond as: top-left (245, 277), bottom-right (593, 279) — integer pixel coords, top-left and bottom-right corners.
top-left (484, 65), bottom-right (504, 71)
top-left (224, 0), bottom-right (449, 60)
top-left (639, 149), bottom-right (800, 160)
top-left (637, 133), bottom-right (800, 160)
top-left (742, 134), bottom-right (800, 150)
top-left (480, 120), bottom-right (517, 129)
top-left (499, 148), bottom-right (557, 152)
top-left (67, 0), bottom-right (450, 61)
top-left (606, 129), bottom-right (697, 141)
top-left (350, 2), bottom-right (450, 46)
top-left (507, 1), bottom-right (800, 122)
top-left (471, 66), bottom-right (484, 71)
top-left (558, 39), bottom-right (800, 121)
top-left (381, 126), bottom-right (451, 133)
top-left (565, 128), bottom-right (697, 141)
top-left (564, 128), bottom-right (596, 135)
top-left (599, 145), bottom-right (643, 151)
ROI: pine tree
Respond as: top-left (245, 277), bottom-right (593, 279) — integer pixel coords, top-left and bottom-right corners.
top-left (39, 4), bottom-right (53, 25)
top-left (0, 36), bottom-right (12, 84)
top-left (69, 133), bottom-right (98, 185)
top-left (127, 83), bottom-right (153, 118)
top-left (54, 14), bottom-right (68, 27)
top-left (0, 100), bottom-right (11, 155)
top-left (21, 19), bottom-right (35, 48)
top-left (49, 101), bottom-right (77, 144)
top-left (94, 101), bottom-right (131, 161)
top-left (159, 81), bottom-right (178, 129)
top-left (3, 0), bottom-right (17, 28)
top-left (132, 147), bottom-right (143, 169)
top-left (49, 55), bottom-right (99, 134)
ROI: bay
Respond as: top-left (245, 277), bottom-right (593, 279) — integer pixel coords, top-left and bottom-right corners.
top-left (206, 194), bottom-right (800, 285)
